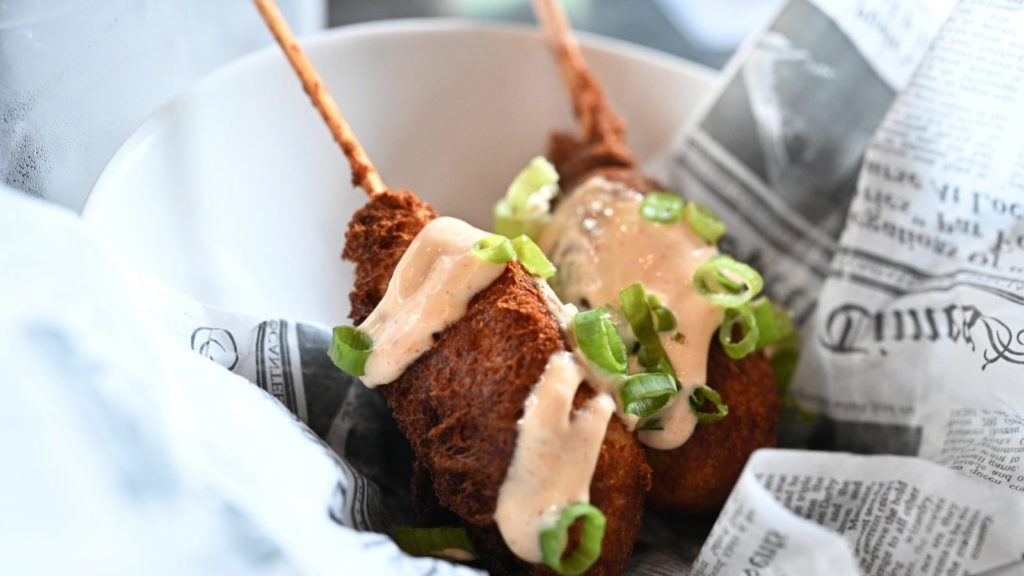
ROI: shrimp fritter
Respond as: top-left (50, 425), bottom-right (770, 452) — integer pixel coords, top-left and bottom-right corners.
top-left (645, 343), bottom-right (778, 513)
top-left (344, 190), bottom-right (651, 575)
top-left (547, 137), bottom-right (780, 515)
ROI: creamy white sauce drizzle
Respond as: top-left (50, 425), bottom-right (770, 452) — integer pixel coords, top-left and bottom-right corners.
top-left (438, 548), bottom-right (477, 562)
top-left (494, 351), bottom-right (616, 562)
top-left (355, 214), bottom-right (619, 565)
top-left (539, 177), bottom-right (723, 450)
top-left (534, 276), bottom-right (579, 330)
top-left (358, 217), bottom-right (506, 387)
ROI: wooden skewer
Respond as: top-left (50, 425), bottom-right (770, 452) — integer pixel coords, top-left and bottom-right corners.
top-left (254, 0), bottom-right (387, 197)
top-left (531, 0), bottom-right (625, 144)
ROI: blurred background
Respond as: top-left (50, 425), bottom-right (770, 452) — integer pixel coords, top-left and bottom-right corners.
top-left (329, 0), bottom-right (782, 69)
top-left (0, 0), bottom-right (780, 210)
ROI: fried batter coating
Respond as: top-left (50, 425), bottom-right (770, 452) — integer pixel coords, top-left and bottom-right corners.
top-left (547, 140), bottom-right (780, 515)
top-left (547, 132), bottom-right (659, 194)
top-left (344, 191), bottom-right (651, 575)
top-left (343, 188), bottom-right (438, 324)
top-left (646, 343), bottom-right (778, 513)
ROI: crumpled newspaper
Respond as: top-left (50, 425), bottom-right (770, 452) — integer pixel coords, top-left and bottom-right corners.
top-left (660, 0), bottom-right (1024, 573)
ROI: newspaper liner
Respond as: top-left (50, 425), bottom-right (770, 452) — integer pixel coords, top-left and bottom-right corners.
top-left (134, 0), bottom-right (1024, 570)
top-left (661, 0), bottom-right (1024, 573)
top-left (8, 0), bottom-right (1024, 573)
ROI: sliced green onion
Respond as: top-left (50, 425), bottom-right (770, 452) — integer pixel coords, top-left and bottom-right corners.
top-left (684, 201), bottom-right (726, 244)
top-left (769, 331), bottom-right (801, 394)
top-left (512, 235), bottom-right (556, 279)
top-left (601, 305), bottom-right (637, 354)
top-left (328, 326), bottom-right (373, 377)
top-left (472, 233), bottom-right (516, 264)
top-left (494, 156), bottom-right (560, 240)
top-left (694, 255), bottom-right (764, 308)
top-left (494, 201), bottom-right (548, 240)
top-left (772, 346), bottom-right (800, 395)
top-left (619, 283), bottom-right (674, 373)
top-left (751, 297), bottom-right (794, 350)
top-left (639, 191), bottom-right (685, 223)
top-left (719, 305), bottom-right (759, 360)
top-left (392, 526), bottom-right (478, 561)
top-left (652, 306), bottom-right (677, 332)
top-left (507, 156), bottom-right (559, 211)
top-left (540, 503), bottom-right (606, 576)
top-left (574, 309), bottom-right (628, 374)
top-left (690, 385), bottom-right (729, 423)
top-left (620, 373), bottom-right (678, 418)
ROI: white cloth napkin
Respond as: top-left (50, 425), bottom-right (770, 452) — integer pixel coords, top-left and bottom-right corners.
top-left (0, 187), bottom-right (478, 576)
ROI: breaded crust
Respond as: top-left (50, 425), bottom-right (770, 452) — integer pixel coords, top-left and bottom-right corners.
top-left (645, 343), bottom-right (779, 513)
top-left (547, 140), bottom-right (781, 514)
top-left (344, 191), bottom-right (651, 575)
top-left (547, 132), bottom-right (659, 193)
top-left (343, 188), bottom-right (438, 325)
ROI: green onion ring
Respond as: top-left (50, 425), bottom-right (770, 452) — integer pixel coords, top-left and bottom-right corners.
top-left (494, 200), bottom-right (548, 240)
top-left (493, 156), bottom-right (560, 240)
top-left (639, 191), bottom-right (686, 223)
top-left (392, 526), bottom-right (477, 560)
top-left (644, 293), bottom-right (677, 332)
top-left (620, 373), bottom-right (679, 418)
top-left (684, 201), bottom-right (726, 244)
top-left (574, 309), bottom-right (628, 374)
top-left (328, 326), bottom-right (373, 377)
top-left (693, 255), bottom-right (764, 308)
top-left (771, 336), bottom-right (801, 394)
top-left (751, 296), bottom-right (794, 350)
top-left (506, 156), bottom-right (559, 211)
top-left (719, 304), bottom-right (759, 360)
top-left (637, 418), bottom-right (664, 431)
top-left (652, 306), bottom-right (677, 332)
top-left (472, 233), bottom-right (516, 264)
top-left (512, 235), bottom-right (557, 279)
top-left (689, 385), bottom-right (729, 423)
top-left (619, 283), bottom-right (675, 373)
top-left (540, 503), bottom-right (606, 576)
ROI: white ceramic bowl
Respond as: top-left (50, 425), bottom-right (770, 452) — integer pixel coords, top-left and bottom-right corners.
top-left (84, 19), bottom-right (715, 323)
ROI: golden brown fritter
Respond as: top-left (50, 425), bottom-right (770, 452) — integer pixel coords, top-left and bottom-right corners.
top-left (465, 417), bottom-right (648, 576)
top-left (646, 343), bottom-right (778, 514)
top-left (547, 139), bottom-right (781, 515)
top-left (344, 191), bottom-right (651, 575)
top-left (547, 132), bottom-right (659, 194)
top-left (343, 188), bottom-right (437, 324)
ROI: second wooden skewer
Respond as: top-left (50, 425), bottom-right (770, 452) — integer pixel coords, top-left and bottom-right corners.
top-left (253, 0), bottom-right (388, 198)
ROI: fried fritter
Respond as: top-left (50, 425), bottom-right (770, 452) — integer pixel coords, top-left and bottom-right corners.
top-left (547, 132), bottom-right (659, 194)
top-left (344, 188), bottom-right (438, 324)
top-left (646, 343), bottom-right (778, 513)
top-left (344, 190), bottom-right (651, 575)
top-left (547, 138), bottom-right (780, 515)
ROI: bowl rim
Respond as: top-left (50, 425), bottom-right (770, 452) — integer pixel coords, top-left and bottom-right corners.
top-left (82, 17), bottom-right (716, 222)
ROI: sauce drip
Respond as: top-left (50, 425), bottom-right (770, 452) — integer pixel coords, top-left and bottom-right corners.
top-left (494, 351), bottom-right (616, 562)
top-left (352, 213), bottom-right (621, 565)
top-left (539, 177), bottom-right (723, 450)
top-left (358, 217), bottom-right (506, 387)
